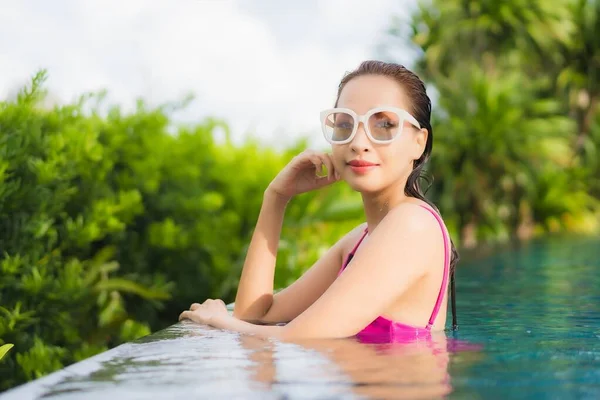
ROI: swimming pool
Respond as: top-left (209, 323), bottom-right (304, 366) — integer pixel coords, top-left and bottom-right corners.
top-left (1, 235), bottom-right (599, 399)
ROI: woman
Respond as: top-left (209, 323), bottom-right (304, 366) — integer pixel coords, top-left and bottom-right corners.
top-left (179, 60), bottom-right (459, 341)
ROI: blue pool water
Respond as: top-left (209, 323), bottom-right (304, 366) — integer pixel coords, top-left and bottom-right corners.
top-left (449, 235), bottom-right (600, 399)
top-left (1, 235), bottom-right (599, 399)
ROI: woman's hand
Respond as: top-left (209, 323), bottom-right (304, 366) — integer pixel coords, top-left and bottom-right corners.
top-left (179, 299), bottom-right (229, 325)
top-left (267, 150), bottom-right (340, 201)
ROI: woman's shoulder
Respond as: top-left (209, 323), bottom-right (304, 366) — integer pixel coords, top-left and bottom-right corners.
top-left (396, 198), bottom-right (438, 212)
top-left (384, 200), bottom-right (447, 236)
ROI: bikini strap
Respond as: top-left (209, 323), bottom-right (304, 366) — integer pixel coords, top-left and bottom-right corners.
top-left (418, 205), bottom-right (451, 330)
top-left (341, 227), bottom-right (369, 270)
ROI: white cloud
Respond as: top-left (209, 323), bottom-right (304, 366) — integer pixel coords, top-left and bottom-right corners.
top-left (0, 0), bottom-right (417, 148)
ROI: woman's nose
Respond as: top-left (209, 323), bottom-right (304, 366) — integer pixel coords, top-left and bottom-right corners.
top-left (350, 123), bottom-right (371, 152)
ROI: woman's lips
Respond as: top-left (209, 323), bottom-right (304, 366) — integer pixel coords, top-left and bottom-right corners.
top-left (347, 160), bottom-right (379, 174)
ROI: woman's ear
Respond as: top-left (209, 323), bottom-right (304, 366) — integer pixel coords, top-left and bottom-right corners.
top-left (413, 128), bottom-right (428, 158)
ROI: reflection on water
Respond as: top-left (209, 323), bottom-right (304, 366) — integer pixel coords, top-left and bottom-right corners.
top-left (26, 323), bottom-right (474, 400)
top-left (1, 234), bottom-right (599, 399)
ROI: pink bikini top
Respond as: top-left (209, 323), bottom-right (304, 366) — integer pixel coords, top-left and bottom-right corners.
top-left (338, 205), bottom-right (451, 343)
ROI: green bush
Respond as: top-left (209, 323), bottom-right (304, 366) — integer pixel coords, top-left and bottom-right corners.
top-left (0, 72), bottom-right (171, 389)
top-left (0, 72), bottom-right (363, 391)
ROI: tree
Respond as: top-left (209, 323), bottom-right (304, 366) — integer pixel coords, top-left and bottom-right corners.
top-left (383, 0), bottom-right (600, 246)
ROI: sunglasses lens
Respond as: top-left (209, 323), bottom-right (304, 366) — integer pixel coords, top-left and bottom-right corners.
top-left (324, 112), bottom-right (354, 142)
top-left (368, 110), bottom-right (402, 142)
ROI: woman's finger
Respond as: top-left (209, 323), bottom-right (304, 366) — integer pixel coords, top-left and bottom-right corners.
top-left (326, 153), bottom-right (341, 181)
top-left (179, 310), bottom-right (192, 321)
top-left (308, 154), bottom-right (322, 169)
top-left (190, 303), bottom-right (201, 311)
top-left (216, 299), bottom-right (226, 307)
top-left (296, 149), bottom-right (317, 166)
top-left (308, 154), bottom-right (327, 178)
top-left (320, 153), bottom-right (335, 180)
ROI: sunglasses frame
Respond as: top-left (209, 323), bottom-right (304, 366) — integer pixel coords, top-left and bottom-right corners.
top-left (320, 106), bottom-right (421, 145)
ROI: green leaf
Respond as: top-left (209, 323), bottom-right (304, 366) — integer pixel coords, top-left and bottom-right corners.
top-left (94, 278), bottom-right (171, 300)
top-left (0, 343), bottom-right (14, 361)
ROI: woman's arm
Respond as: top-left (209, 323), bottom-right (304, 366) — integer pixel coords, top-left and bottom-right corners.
top-left (188, 203), bottom-right (445, 340)
top-left (277, 204), bottom-right (443, 339)
top-left (232, 188), bottom-right (288, 321)
top-left (258, 224), bottom-right (365, 324)
top-left (233, 150), bottom-right (340, 322)
top-left (233, 188), bottom-right (365, 324)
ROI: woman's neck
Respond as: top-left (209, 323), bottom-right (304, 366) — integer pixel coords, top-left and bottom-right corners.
top-left (361, 184), bottom-right (411, 232)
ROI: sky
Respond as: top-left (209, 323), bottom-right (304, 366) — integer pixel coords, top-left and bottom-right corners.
top-left (0, 0), bottom-right (419, 147)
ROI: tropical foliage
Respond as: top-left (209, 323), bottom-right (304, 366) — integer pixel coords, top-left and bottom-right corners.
top-left (384, 0), bottom-right (600, 246)
top-left (0, 72), bottom-right (363, 391)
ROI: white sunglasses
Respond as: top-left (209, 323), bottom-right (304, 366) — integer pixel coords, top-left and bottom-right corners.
top-left (320, 106), bottom-right (421, 145)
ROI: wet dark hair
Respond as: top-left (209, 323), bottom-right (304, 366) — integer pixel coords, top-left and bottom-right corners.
top-left (335, 60), bottom-right (459, 330)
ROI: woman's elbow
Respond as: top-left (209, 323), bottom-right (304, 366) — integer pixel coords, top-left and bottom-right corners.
top-left (233, 296), bottom-right (273, 321)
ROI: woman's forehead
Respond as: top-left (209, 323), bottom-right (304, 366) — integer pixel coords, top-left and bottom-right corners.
top-left (337, 75), bottom-right (410, 112)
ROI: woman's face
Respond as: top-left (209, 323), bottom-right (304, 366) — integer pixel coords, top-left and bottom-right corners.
top-left (330, 74), bottom-right (427, 194)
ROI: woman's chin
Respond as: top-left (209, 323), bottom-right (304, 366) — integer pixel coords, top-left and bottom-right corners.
top-left (345, 179), bottom-right (383, 194)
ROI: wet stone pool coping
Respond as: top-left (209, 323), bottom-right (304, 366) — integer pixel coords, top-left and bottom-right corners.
top-left (1, 321), bottom-right (463, 400)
